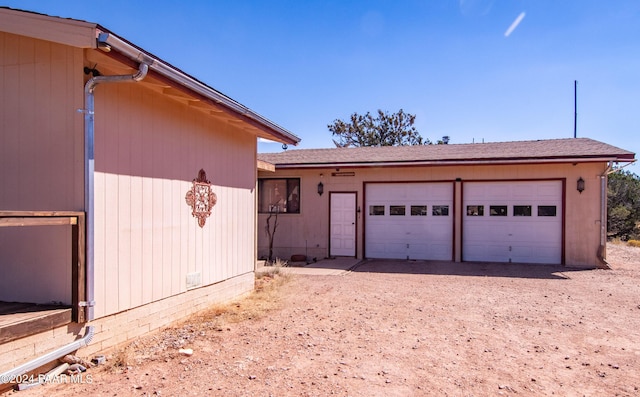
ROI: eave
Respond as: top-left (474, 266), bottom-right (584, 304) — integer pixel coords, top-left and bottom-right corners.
top-left (269, 156), bottom-right (636, 170)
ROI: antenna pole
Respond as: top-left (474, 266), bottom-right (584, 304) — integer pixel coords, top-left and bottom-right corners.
top-left (574, 80), bottom-right (577, 138)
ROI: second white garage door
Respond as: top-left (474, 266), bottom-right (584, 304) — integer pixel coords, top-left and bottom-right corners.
top-left (365, 182), bottom-right (453, 260)
top-left (462, 180), bottom-right (563, 264)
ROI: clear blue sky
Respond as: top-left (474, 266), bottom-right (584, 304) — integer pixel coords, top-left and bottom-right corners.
top-left (4, 0), bottom-right (639, 167)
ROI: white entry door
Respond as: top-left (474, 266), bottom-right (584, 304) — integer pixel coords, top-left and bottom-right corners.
top-left (330, 193), bottom-right (356, 257)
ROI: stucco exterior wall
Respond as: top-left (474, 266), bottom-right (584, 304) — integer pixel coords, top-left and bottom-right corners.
top-left (0, 32), bottom-right (84, 304)
top-left (92, 80), bottom-right (257, 318)
top-left (258, 161), bottom-right (607, 267)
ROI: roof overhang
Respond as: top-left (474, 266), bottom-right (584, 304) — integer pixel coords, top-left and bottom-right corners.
top-left (0, 7), bottom-right (96, 47)
top-left (0, 8), bottom-right (300, 146)
top-left (268, 156), bottom-right (636, 170)
top-left (95, 30), bottom-right (300, 146)
top-left (257, 160), bottom-right (275, 172)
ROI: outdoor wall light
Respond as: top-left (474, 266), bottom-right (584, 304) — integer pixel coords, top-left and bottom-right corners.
top-left (317, 181), bottom-right (324, 196)
top-left (577, 177), bottom-right (585, 194)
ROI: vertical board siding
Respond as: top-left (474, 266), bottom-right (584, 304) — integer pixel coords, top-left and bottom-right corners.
top-left (130, 175), bottom-right (143, 309)
top-left (141, 176), bottom-right (154, 305)
top-left (93, 83), bottom-right (256, 317)
top-left (0, 33), bottom-right (83, 211)
top-left (93, 171), bottom-right (106, 319)
top-left (0, 33), bottom-right (83, 306)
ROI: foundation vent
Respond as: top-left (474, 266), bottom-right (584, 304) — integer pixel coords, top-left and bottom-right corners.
top-left (186, 272), bottom-right (202, 290)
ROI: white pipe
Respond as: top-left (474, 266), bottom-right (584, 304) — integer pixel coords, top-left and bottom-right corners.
top-left (0, 326), bottom-right (94, 384)
top-left (83, 63), bottom-right (149, 320)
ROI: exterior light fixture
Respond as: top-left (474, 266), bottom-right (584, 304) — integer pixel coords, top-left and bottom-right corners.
top-left (577, 177), bottom-right (585, 194)
top-left (317, 181), bottom-right (324, 196)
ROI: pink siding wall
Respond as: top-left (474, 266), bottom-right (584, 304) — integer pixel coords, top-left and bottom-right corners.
top-left (92, 82), bottom-right (256, 318)
top-left (0, 32), bottom-right (84, 210)
top-left (0, 33), bottom-right (84, 304)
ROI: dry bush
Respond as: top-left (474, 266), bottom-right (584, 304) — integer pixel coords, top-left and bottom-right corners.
top-left (185, 271), bottom-right (292, 327)
top-left (225, 270), bottom-right (293, 323)
top-left (259, 258), bottom-right (289, 278)
top-left (628, 239), bottom-right (640, 248)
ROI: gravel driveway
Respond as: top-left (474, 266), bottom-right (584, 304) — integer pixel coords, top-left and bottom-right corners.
top-left (13, 243), bottom-right (640, 396)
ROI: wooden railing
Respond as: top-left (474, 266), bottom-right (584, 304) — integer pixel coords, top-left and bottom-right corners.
top-left (0, 211), bottom-right (86, 323)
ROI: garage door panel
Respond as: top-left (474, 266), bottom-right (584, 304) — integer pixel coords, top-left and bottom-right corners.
top-left (463, 181), bottom-right (562, 264)
top-left (512, 244), bottom-right (560, 264)
top-left (466, 222), bottom-right (510, 240)
top-left (425, 185), bottom-right (451, 200)
top-left (508, 222), bottom-right (538, 240)
top-left (537, 184), bottom-right (560, 198)
top-left (423, 243), bottom-right (451, 260)
top-left (366, 183), bottom-right (453, 260)
top-left (464, 243), bottom-right (510, 262)
top-left (379, 243), bottom-right (408, 259)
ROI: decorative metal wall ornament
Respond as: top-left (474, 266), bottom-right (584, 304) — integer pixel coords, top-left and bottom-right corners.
top-left (185, 169), bottom-right (217, 228)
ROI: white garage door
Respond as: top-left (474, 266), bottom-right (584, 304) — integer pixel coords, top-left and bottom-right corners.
top-left (462, 181), bottom-right (562, 264)
top-left (365, 183), bottom-right (453, 260)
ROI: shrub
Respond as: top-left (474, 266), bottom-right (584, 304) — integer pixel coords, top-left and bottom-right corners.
top-left (628, 240), bottom-right (640, 248)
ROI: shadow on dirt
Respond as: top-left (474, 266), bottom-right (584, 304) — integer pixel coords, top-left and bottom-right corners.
top-left (350, 259), bottom-right (596, 280)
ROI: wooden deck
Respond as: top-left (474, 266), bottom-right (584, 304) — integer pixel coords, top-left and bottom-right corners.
top-left (0, 302), bottom-right (72, 344)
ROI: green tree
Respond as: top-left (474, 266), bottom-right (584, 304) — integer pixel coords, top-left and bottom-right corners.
top-left (608, 170), bottom-right (640, 240)
top-left (329, 109), bottom-right (440, 147)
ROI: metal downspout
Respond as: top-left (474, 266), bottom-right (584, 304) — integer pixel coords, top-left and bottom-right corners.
top-left (598, 162), bottom-right (614, 268)
top-left (83, 63), bottom-right (149, 320)
top-left (0, 326), bottom-right (94, 384)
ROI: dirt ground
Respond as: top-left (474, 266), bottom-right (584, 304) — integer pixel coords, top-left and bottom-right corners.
top-left (8, 243), bottom-right (640, 396)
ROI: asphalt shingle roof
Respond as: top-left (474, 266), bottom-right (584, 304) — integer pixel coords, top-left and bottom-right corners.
top-left (258, 138), bottom-right (635, 167)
